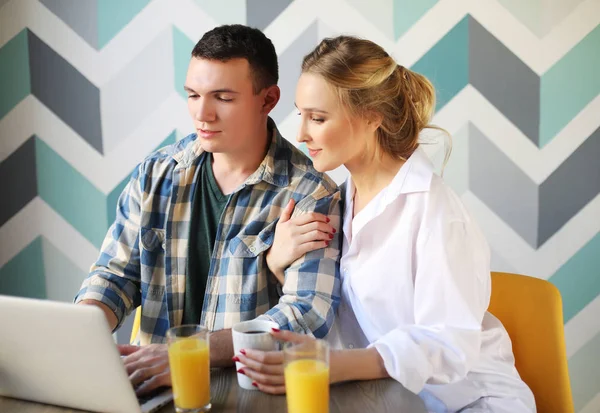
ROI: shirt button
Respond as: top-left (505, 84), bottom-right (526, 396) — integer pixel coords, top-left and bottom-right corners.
top-left (249, 246), bottom-right (256, 253)
top-left (348, 344), bottom-right (354, 349)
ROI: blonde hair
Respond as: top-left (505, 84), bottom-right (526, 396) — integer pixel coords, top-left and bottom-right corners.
top-left (301, 36), bottom-right (451, 171)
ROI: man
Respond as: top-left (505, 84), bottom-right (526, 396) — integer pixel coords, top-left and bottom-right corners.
top-left (75, 24), bottom-right (341, 395)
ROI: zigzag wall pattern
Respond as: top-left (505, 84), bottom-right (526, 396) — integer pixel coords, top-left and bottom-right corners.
top-left (0, 0), bottom-right (598, 411)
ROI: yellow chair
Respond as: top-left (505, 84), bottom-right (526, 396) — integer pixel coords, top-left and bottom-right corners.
top-left (130, 306), bottom-right (141, 344)
top-left (488, 272), bottom-right (574, 413)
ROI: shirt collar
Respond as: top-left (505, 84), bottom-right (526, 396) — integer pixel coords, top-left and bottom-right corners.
top-left (344, 145), bottom-right (434, 202)
top-left (342, 146), bottom-right (434, 242)
top-left (243, 118), bottom-right (290, 188)
top-left (171, 117), bottom-right (290, 188)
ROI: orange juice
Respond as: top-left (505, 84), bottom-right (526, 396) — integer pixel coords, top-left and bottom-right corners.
top-left (284, 359), bottom-right (329, 413)
top-left (168, 337), bottom-right (210, 410)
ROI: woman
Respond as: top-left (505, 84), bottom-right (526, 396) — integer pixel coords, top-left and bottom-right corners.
top-left (235, 36), bottom-right (536, 413)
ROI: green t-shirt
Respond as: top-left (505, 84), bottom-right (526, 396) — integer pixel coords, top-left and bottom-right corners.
top-left (182, 153), bottom-right (228, 324)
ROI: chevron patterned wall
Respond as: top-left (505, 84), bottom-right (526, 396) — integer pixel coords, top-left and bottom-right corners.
top-left (0, 0), bottom-right (599, 410)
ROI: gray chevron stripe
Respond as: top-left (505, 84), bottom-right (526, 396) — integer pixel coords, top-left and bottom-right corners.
top-left (27, 31), bottom-right (103, 153)
top-left (539, 126), bottom-right (600, 245)
top-left (469, 17), bottom-right (540, 146)
top-left (247, 0), bottom-right (293, 31)
top-left (40, 0), bottom-right (99, 49)
top-left (470, 124), bottom-right (600, 248)
top-left (469, 123), bottom-right (539, 247)
top-left (0, 136), bottom-right (37, 227)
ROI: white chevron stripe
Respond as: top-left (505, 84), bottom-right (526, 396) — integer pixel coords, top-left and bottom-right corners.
top-left (2, 0), bottom-right (599, 82)
top-left (433, 86), bottom-right (600, 184)
top-left (0, 197), bottom-right (98, 271)
top-left (0, 0), bottom-right (216, 86)
top-left (565, 295), bottom-right (600, 358)
top-left (580, 392), bottom-right (600, 413)
top-left (0, 93), bottom-right (190, 193)
top-left (466, 0), bottom-right (600, 75)
top-left (461, 192), bottom-right (600, 280)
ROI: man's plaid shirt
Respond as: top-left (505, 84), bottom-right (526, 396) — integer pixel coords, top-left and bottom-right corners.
top-left (75, 121), bottom-right (342, 345)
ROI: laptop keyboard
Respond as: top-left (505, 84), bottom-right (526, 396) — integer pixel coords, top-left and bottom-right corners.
top-left (137, 386), bottom-right (170, 404)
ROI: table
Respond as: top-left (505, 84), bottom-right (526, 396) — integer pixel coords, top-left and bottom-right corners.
top-left (0, 368), bottom-right (427, 412)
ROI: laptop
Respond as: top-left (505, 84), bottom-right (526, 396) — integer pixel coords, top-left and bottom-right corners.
top-left (0, 295), bottom-right (173, 413)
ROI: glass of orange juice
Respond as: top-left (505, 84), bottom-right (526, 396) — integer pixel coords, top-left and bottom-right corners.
top-left (166, 325), bottom-right (211, 412)
top-left (284, 339), bottom-right (330, 413)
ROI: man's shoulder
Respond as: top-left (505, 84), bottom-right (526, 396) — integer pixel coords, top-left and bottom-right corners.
top-left (136, 134), bottom-right (198, 175)
top-left (274, 135), bottom-right (339, 197)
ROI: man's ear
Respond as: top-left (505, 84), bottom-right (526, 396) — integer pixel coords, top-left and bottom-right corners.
top-left (261, 85), bottom-right (281, 115)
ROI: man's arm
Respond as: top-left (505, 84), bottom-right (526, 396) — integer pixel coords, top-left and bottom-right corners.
top-left (209, 329), bottom-right (235, 367)
top-left (258, 191), bottom-right (342, 338)
top-left (79, 299), bottom-right (119, 331)
top-left (74, 164), bottom-right (145, 331)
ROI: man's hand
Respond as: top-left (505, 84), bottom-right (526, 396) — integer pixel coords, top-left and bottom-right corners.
top-left (119, 344), bottom-right (171, 396)
top-left (118, 328), bottom-right (234, 396)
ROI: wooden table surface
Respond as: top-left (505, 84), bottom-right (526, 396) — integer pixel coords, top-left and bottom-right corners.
top-left (0, 368), bottom-right (427, 412)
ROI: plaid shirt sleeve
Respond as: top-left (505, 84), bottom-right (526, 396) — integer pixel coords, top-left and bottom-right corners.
top-left (74, 164), bottom-right (144, 330)
top-left (258, 187), bottom-right (342, 338)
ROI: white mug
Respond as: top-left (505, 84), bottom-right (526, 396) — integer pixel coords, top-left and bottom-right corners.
top-left (232, 319), bottom-right (280, 390)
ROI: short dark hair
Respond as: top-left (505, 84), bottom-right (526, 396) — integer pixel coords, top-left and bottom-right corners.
top-left (191, 24), bottom-right (279, 93)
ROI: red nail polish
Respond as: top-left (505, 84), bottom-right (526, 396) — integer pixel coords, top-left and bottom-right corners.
top-left (237, 368), bottom-right (245, 375)
top-left (329, 233), bottom-right (334, 239)
top-left (271, 327), bottom-right (280, 332)
top-left (252, 382), bottom-right (258, 387)
top-left (240, 349), bottom-right (246, 355)
top-left (232, 356), bottom-right (240, 362)
top-left (326, 217), bottom-right (330, 223)
top-left (326, 241), bottom-right (330, 247)
top-left (332, 228), bottom-right (337, 233)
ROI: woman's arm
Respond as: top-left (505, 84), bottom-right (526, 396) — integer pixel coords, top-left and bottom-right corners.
top-left (330, 348), bottom-right (389, 383)
top-left (265, 198), bottom-right (335, 283)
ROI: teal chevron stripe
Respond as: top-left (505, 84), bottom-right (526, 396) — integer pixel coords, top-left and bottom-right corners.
top-left (35, 137), bottom-right (108, 248)
top-left (0, 29), bottom-right (30, 120)
top-left (410, 16), bottom-right (468, 111)
top-left (393, 0), bottom-right (438, 40)
top-left (540, 24), bottom-right (600, 147)
top-left (0, 237), bottom-right (46, 299)
top-left (97, 0), bottom-right (151, 49)
top-left (41, 237), bottom-right (86, 303)
top-left (173, 27), bottom-right (195, 100)
top-left (106, 130), bottom-right (178, 225)
top-left (548, 233), bottom-right (600, 323)
top-left (569, 331), bottom-right (600, 411)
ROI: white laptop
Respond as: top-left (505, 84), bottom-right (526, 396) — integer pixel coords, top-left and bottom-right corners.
top-left (0, 295), bottom-right (173, 413)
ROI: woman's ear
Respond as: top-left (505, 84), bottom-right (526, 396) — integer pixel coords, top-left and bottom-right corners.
top-left (365, 111), bottom-right (383, 132)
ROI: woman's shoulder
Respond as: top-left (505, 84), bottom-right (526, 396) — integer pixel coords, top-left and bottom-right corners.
top-left (424, 174), bottom-right (473, 224)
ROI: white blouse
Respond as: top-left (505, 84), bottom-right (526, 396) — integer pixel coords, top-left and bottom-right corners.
top-left (327, 147), bottom-right (536, 412)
